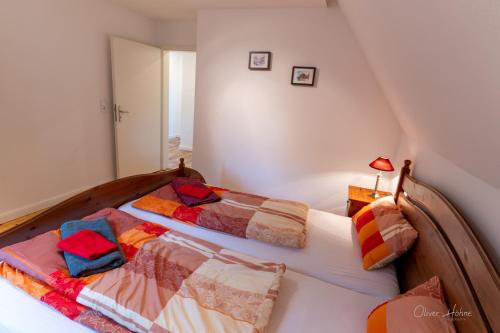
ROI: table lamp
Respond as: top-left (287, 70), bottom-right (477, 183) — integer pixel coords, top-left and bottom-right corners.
top-left (369, 157), bottom-right (394, 198)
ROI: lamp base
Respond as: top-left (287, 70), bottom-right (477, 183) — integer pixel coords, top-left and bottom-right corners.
top-left (371, 172), bottom-right (382, 199)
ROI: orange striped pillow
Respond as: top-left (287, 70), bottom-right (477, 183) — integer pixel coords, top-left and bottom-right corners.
top-left (352, 196), bottom-right (417, 270)
top-left (367, 276), bottom-right (457, 333)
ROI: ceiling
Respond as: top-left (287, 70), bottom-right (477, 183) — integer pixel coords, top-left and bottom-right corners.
top-left (107, 0), bottom-right (328, 20)
top-left (338, 0), bottom-right (500, 189)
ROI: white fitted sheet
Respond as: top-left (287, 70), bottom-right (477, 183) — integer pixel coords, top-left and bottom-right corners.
top-left (0, 278), bottom-right (94, 333)
top-left (267, 270), bottom-right (383, 333)
top-left (119, 201), bottom-right (399, 299)
top-left (0, 270), bottom-right (382, 333)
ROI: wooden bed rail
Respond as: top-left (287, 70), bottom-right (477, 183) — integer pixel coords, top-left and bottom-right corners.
top-left (0, 159), bottom-right (203, 247)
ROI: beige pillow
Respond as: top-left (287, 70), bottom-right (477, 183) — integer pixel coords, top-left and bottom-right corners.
top-left (352, 196), bottom-right (417, 269)
top-left (367, 276), bottom-right (457, 332)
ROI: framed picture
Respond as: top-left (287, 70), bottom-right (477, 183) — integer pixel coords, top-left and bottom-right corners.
top-left (249, 51), bottom-right (272, 70)
top-left (291, 66), bottom-right (316, 86)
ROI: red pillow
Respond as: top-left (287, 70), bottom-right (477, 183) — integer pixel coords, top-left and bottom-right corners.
top-left (176, 184), bottom-right (213, 199)
top-left (57, 229), bottom-right (118, 260)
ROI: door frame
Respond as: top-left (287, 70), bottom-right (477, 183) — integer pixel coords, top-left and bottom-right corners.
top-left (161, 50), bottom-right (169, 170)
top-left (161, 47), bottom-right (196, 170)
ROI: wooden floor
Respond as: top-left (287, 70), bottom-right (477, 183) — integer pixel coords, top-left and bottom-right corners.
top-left (0, 209), bottom-right (46, 234)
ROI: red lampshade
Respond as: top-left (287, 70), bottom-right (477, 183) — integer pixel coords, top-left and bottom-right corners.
top-left (369, 157), bottom-right (394, 172)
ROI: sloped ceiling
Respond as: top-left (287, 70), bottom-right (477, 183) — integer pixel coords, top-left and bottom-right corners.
top-left (338, 0), bottom-right (500, 188)
top-left (107, 0), bottom-right (327, 19)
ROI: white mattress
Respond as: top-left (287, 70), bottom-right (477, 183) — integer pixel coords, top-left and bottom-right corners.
top-left (119, 201), bottom-right (399, 299)
top-left (0, 270), bottom-right (383, 333)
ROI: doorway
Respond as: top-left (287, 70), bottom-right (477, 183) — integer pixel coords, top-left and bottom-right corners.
top-left (111, 37), bottom-right (196, 177)
top-left (165, 50), bottom-right (196, 169)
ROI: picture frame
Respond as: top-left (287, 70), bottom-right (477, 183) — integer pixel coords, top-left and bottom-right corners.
top-left (291, 66), bottom-right (317, 86)
top-left (248, 51), bottom-right (272, 70)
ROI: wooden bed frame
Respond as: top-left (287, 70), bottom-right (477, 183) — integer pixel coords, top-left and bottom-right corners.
top-left (394, 160), bottom-right (498, 333)
top-left (0, 159), bottom-right (203, 247)
top-left (0, 159), bottom-right (498, 332)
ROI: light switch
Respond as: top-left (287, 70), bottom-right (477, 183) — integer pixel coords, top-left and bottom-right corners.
top-left (99, 99), bottom-right (109, 113)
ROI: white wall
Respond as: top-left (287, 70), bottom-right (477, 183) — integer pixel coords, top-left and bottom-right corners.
top-left (168, 52), bottom-right (184, 138)
top-left (338, 0), bottom-right (500, 188)
top-left (156, 19), bottom-right (197, 50)
top-left (338, 0), bottom-right (500, 267)
top-left (0, 0), bottom-right (156, 222)
top-left (193, 7), bottom-right (403, 213)
top-left (179, 52), bottom-right (196, 150)
top-left (168, 51), bottom-right (196, 150)
top-left (391, 134), bottom-right (500, 268)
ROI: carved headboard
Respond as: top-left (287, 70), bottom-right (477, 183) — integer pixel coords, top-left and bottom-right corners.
top-left (394, 160), bottom-right (499, 332)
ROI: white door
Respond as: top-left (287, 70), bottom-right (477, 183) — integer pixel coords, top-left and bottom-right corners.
top-left (111, 37), bottom-right (162, 178)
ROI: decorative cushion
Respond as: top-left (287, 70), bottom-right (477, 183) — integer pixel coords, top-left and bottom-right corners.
top-left (367, 276), bottom-right (457, 333)
top-left (352, 196), bottom-right (417, 270)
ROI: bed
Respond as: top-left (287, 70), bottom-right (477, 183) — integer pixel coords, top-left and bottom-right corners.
top-left (119, 200), bottom-right (399, 299)
top-left (0, 159), bottom-right (498, 333)
top-left (0, 269), bottom-right (384, 333)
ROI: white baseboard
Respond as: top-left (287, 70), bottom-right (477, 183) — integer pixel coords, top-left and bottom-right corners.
top-left (0, 179), bottom-right (112, 224)
top-left (179, 145), bottom-right (192, 151)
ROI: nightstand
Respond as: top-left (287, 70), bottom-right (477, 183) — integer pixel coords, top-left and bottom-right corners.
top-left (346, 185), bottom-right (392, 217)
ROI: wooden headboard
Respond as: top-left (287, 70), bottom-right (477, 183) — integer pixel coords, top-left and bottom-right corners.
top-left (394, 160), bottom-right (499, 333)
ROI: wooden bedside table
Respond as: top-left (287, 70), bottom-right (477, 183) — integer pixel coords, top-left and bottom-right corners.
top-left (346, 185), bottom-right (392, 217)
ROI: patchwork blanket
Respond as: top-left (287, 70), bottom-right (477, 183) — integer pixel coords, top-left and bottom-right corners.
top-left (0, 208), bottom-right (285, 333)
top-left (133, 184), bottom-right (309, 248)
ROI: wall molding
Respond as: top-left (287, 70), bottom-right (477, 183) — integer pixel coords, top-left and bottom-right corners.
top-left (0, 179), bottom-right (113, 224)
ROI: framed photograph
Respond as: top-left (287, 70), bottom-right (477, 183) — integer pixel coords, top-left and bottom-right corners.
top-left (291, 66), bottom-right (316, 86)
top-left (249, 51), bottom-right (272, 70)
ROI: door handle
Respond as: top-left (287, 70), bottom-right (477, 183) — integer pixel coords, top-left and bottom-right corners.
top-left (115, 105), bottom-right (130, 122)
